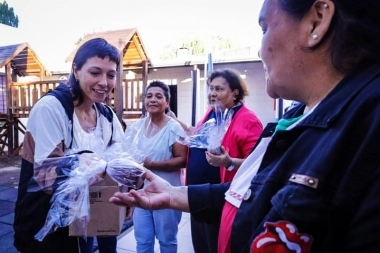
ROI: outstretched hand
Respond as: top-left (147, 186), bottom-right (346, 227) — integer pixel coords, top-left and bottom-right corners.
top-left (109, 170), bottom-right (172, 209)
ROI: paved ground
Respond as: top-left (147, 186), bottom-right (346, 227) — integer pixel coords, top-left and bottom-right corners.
top-left (0, 155), bottom-right (21, 253)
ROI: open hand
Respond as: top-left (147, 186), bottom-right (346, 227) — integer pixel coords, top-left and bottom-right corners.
top-left (109, 170), bottom-right (172, 209)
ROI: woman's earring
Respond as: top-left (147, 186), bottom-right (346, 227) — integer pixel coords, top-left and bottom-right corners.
top-left (323, 3), bottom-right (328, 8)
top-left (312, 34), bottom-right (318, 40)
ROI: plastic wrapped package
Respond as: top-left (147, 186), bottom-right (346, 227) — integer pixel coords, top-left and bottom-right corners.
top-left (176, 101), bottom-right (232, 153)
top-left (207, 108), bottom-right (233, 155)
top-left (106, 157), bottom-right (146, 189)
top-left (33, 153), bottom-right (107, 241)
top-left (176, 118), bottom-right (216, 149)
top-left (32, 127), bottom-right (150, 241)
top-left (102, 142), bottom-right (147, 188)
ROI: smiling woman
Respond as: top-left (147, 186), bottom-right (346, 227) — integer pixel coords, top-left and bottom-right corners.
top-left (73, 55), bottom-right (117, 133)
top-left (123, 80), bottom-right (188, 253)
top-left (13, 38), bottom-right (125, 253)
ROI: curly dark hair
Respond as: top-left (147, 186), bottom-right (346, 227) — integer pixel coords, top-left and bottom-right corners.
top-left (207, 69), bottom-right (249, 103)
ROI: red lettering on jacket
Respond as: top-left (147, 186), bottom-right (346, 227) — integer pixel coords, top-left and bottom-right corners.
top-left (251, 221), bottom-right (312, 253)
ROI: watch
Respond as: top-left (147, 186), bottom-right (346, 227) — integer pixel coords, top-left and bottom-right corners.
top-left (226, 158), bottom-right (235, 171)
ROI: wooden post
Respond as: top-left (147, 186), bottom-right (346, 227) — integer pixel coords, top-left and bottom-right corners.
top-left (13, 116), bottom-right (19, 155)
top-left (5, 63), bottom-right (13, 156)
top-left (141, 60), bottom-right (148, 117)
top-left (115, 54), bottom-right (124, 123)
top-left (40, 67), bottom-right (45, 81)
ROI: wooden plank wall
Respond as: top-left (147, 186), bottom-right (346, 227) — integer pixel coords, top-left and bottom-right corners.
top-left (7, 79), bottom-right (143, 118)
top-left (9, 81), bottom-right (61, 117)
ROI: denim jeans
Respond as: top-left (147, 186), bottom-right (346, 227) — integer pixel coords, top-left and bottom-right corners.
top-left (133, 208), bottom-right (182, 253)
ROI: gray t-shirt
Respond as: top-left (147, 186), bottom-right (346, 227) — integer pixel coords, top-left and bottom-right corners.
top-left (125, 117), bottom-right (184, 186)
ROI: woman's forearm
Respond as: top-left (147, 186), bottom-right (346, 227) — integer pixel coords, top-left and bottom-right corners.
top-left (234, 157), bottom-right (244, 171)
top-left (169, 185), bottom-right (190, 212)
top-left (149, 157), bottom-right (186, 171)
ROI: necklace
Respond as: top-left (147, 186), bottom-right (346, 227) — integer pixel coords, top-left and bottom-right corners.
top-left (75, 107), bottom-right (97, 133)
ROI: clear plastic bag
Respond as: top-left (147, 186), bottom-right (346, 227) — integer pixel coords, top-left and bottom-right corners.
top-left (32, 124), bottom-right (154, 241)
top-left (175, 118), bottom-right (216, 149)
top-left (176, 101), bottom-right (232, 153)
top-left (207, 107), bottom-right (233, 154)
top-left (33, 153), bottom-right (107, 241)
top-left (106, 157), bottom-right (146, 189)
top-left (123, 118), bottom-right (153, 163)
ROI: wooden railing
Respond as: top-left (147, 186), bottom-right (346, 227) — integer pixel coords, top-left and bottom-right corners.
top-left (0, 115), bottom-right (26, 157)
top-left (0, 117), bottom-right (9, 156)
top-left (8, 79), bottom-right (144, 117)
top-left (9, 80), bottom-right (61, 117)
top-left (109, 78), bottom-right (144, 115)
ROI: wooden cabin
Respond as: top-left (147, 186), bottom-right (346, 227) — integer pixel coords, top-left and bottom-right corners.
top-left (0, 43), bottom-right (52, 156)
top-left (0, 28), bottom-right (152, 156)
top-left (0, 43), bottom-right (51, 114)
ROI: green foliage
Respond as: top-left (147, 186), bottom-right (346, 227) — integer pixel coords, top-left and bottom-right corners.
top-left (182, 39), bottom-right (206, 56)
top-left (160, 44), bottom-right (178, 61)
top-left (159, 36), bottom-right (233, 61)
top-left (75, 30), bottom-right (100, 45)
top-left (0, 1), bottom-right (19, 28)
top-left (75, 37), bottom-right (83, 45)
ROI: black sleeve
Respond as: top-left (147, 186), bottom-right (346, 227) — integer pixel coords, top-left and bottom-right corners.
top-left (188, 182), bottom-right (230, 224)
top-left (345, 168), bottom-right (380, 252)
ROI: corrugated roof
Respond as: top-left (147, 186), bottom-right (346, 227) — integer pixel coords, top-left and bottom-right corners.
top-left (0, 43), bottom-right (51, 76)
top-left (65, 28), bottom-right (151, 69)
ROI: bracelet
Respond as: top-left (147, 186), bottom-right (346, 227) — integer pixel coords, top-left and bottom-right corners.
top-left (226, 158), bottom-right (235, 171)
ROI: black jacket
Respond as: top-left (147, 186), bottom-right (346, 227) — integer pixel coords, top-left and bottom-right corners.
top-left (189, 62), bottom-right (380, 252)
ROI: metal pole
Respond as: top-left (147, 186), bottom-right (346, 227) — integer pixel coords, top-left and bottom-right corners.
top-left (191, 65), bottom-right (199, 126)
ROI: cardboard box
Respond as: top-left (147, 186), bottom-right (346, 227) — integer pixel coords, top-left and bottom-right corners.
top-left (69, 175), bottom-right (126, 237)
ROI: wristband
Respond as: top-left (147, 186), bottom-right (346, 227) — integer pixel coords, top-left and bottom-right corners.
top-left (226, 158), bottom-right (235, 171)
